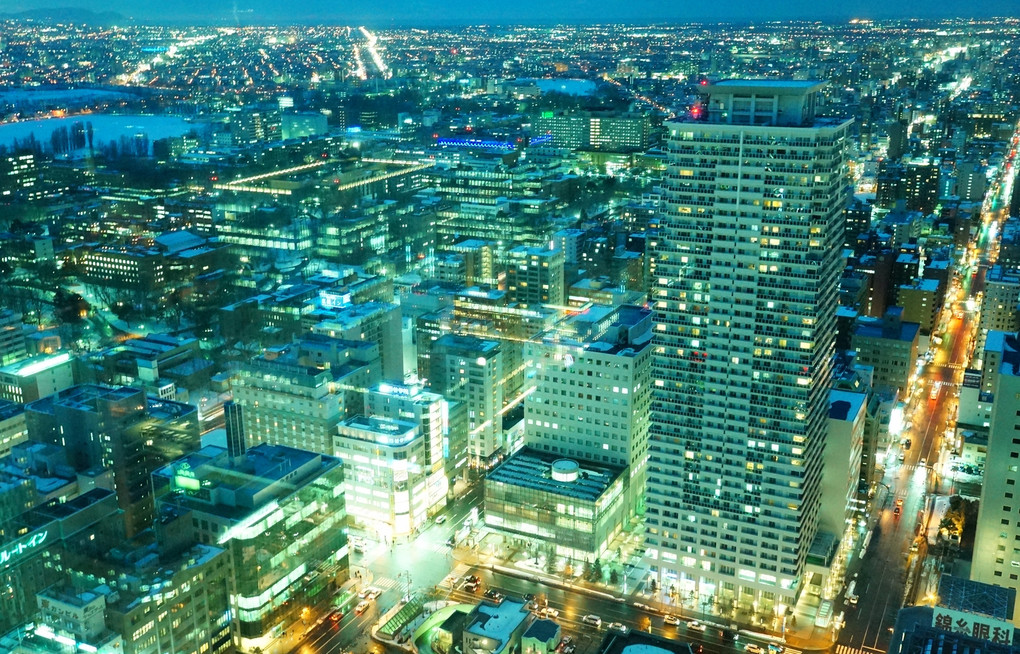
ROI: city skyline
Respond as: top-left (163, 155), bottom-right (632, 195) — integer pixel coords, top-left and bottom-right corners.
top-left (0, 11), bottom-right (1018, 654)
top-left (3, 0), bottom-right (1020, 25)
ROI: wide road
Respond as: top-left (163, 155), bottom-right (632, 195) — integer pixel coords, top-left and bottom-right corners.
top-left (836, 126), bottom-right (1017, 654)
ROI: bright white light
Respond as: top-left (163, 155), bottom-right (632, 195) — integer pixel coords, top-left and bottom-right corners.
top-left (889, 405), bottom-right (905, 436)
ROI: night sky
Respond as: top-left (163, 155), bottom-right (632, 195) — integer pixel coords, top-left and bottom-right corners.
top-left (4, 0), bottom-right (1018, 26)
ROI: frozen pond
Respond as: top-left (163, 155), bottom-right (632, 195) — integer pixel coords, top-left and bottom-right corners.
top-left (0, 114), bottom-right (200, 152)
top-left (0, 88), bottom-right (133, 106)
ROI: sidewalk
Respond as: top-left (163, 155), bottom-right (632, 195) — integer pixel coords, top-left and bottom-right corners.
top-left (453, 528), bottom-right (836, 651)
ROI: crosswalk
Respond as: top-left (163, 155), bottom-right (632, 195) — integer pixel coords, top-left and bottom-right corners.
top-left (372, 576), bottom-right (398, 591)
top-left (835, 645), bottom-right (871, 654)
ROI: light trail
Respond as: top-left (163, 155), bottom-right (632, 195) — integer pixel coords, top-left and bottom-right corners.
top-left (358, 27), bottom-right (390, 78)
top-left (218, 161), bottom-right (327, 187)
top-left (352, 45), bottom-right (367, 80)
top-left (119, 32), bottom-right (218, 85)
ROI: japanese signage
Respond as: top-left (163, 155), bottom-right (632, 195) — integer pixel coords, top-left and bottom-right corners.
top-left (0, 530), bottom-right (48, 568)
top-left (932, 607), bottom-right (1014, 645)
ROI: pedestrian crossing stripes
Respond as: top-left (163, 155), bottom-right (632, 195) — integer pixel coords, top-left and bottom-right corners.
top-left (862, 647), bottom-right (887, 654)
top-left (835, 644), bottom-right (865, 654)
top-left (373, 577), bottom-right (398, 591)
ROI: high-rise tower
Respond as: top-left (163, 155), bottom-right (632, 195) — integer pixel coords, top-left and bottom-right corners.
top-left (646, 80), bottom-right (851, 613)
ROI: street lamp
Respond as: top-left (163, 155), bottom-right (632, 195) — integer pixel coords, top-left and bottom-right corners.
top-left (398, 571), bottom-right (413, 603)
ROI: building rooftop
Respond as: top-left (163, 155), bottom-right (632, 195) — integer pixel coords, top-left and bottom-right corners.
top-left (434, 333), bottom-right (501, 355)
top-left (523, 618), bottom-right (559, 643)
top-left (153, 443), bottom-right (341, 519)
top-left (854, 316), bottom-right (921, 343)
top-left (830, 389), bottom-right (867, 422)
top-left (534, 304), bottom-right (652, 355)
top-left (891, 606), bottom-right (1020, 654)
top-left (596, 628), bottom-right (694, 654)
top-left (712, 79), bottom-right (825, 90)
top-left (938, 574), bottom-right (1016, 620)
top-left (466, 598), bottom-right (529, 647)
top-left (339, 415), bottom-right (419, 447)
top-left (487, 448), bottom-right (623, 502)
top-left (0, 352), bottom-right (72, 378)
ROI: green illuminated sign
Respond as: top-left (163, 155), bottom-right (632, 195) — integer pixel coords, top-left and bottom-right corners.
top-left (0, 530), bottom-right (48, 567)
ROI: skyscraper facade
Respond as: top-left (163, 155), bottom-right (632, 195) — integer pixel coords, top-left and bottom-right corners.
top-left (645, 80), bottom-right (851, 613)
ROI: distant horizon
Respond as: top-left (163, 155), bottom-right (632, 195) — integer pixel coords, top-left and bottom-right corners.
top-left (3, 2), bottom-right (1020, 29)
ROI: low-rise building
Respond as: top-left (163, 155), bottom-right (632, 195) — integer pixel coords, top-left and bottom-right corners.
top-left (890, 575), bottom-right (1018, 654)
top-left (851, 307), bottom-right (920, 395)
top-left (484, 448), bottom-right (626, 561)
top-left (463, 597), bottom-right (533, 654)
top-left (521, 619), bottom-right (560, 654)
top-left (0, 353), bottom-right (75, 404)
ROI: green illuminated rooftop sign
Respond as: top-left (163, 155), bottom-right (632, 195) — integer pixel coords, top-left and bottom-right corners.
top-left (541, 111), bottom-right (554, 118)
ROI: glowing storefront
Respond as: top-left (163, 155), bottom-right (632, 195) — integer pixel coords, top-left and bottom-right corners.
top-left (483, 448), bottom-right (626, 561)
top-left (336, 415), bottom-right (429, 541)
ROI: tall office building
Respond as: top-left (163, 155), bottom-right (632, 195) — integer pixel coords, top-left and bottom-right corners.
top-left (26, 385), bottom-right (200, 538)
top-left (971, 332), bottom-right (1020, 624)
top-left (506, 245), bottom-right (566, 308)
top-left (366, 381), bottom-right (462, 507)
top-left (524, 304), bottom-right (653, 516)
top-left (233, 334), bottom-right (380, 455)
top-left (646, 80), bottom-right (851, 613)
top-left (431, 334), bottom-right (504, 468)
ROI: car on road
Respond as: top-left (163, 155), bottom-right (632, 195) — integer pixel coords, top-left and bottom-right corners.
top-left (329, 610), bottom-right (344, 623)
top-left (664, 614), bottom-right (681, 626)
top-left (722, 629), bottom-right (739, 642)
top-left (744, 645), bottom-right (765, 654)
top-left (464, 581), bottom-right (480, 592)
top-left (582, 615), bottom-right (602, 627)
top-left (895, 498), bottom-right (904, 507)
top-left (483, 589), bottom-right (504, 601)
top-left (540, 607), bottom-right (559, 619)
top-left (366, 587), bottom-right (382, 600)
top-left (354, 601), bottom-right (370, 615)
top-left (767, 645), bottom-right (784, 654)
top-left (447, 537), bottom-right (456, 546)
top-left (464, 574), bottom-right (480, 584)
top-left (558, 636), bottom-right (573, 648)
top-left (436, 515), bottom-right (448, 524)
top-left (562, 646), bottom-right (576, 654)
top-left (608, 623), bottom-right (629, 634)
top-left (893, 506), bottom-right (902, 516)
top-left (687, 620), bottom-right (707, 632)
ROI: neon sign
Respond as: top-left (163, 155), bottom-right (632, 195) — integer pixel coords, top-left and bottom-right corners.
top-left (0, 530), bottom-right (48, 567)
